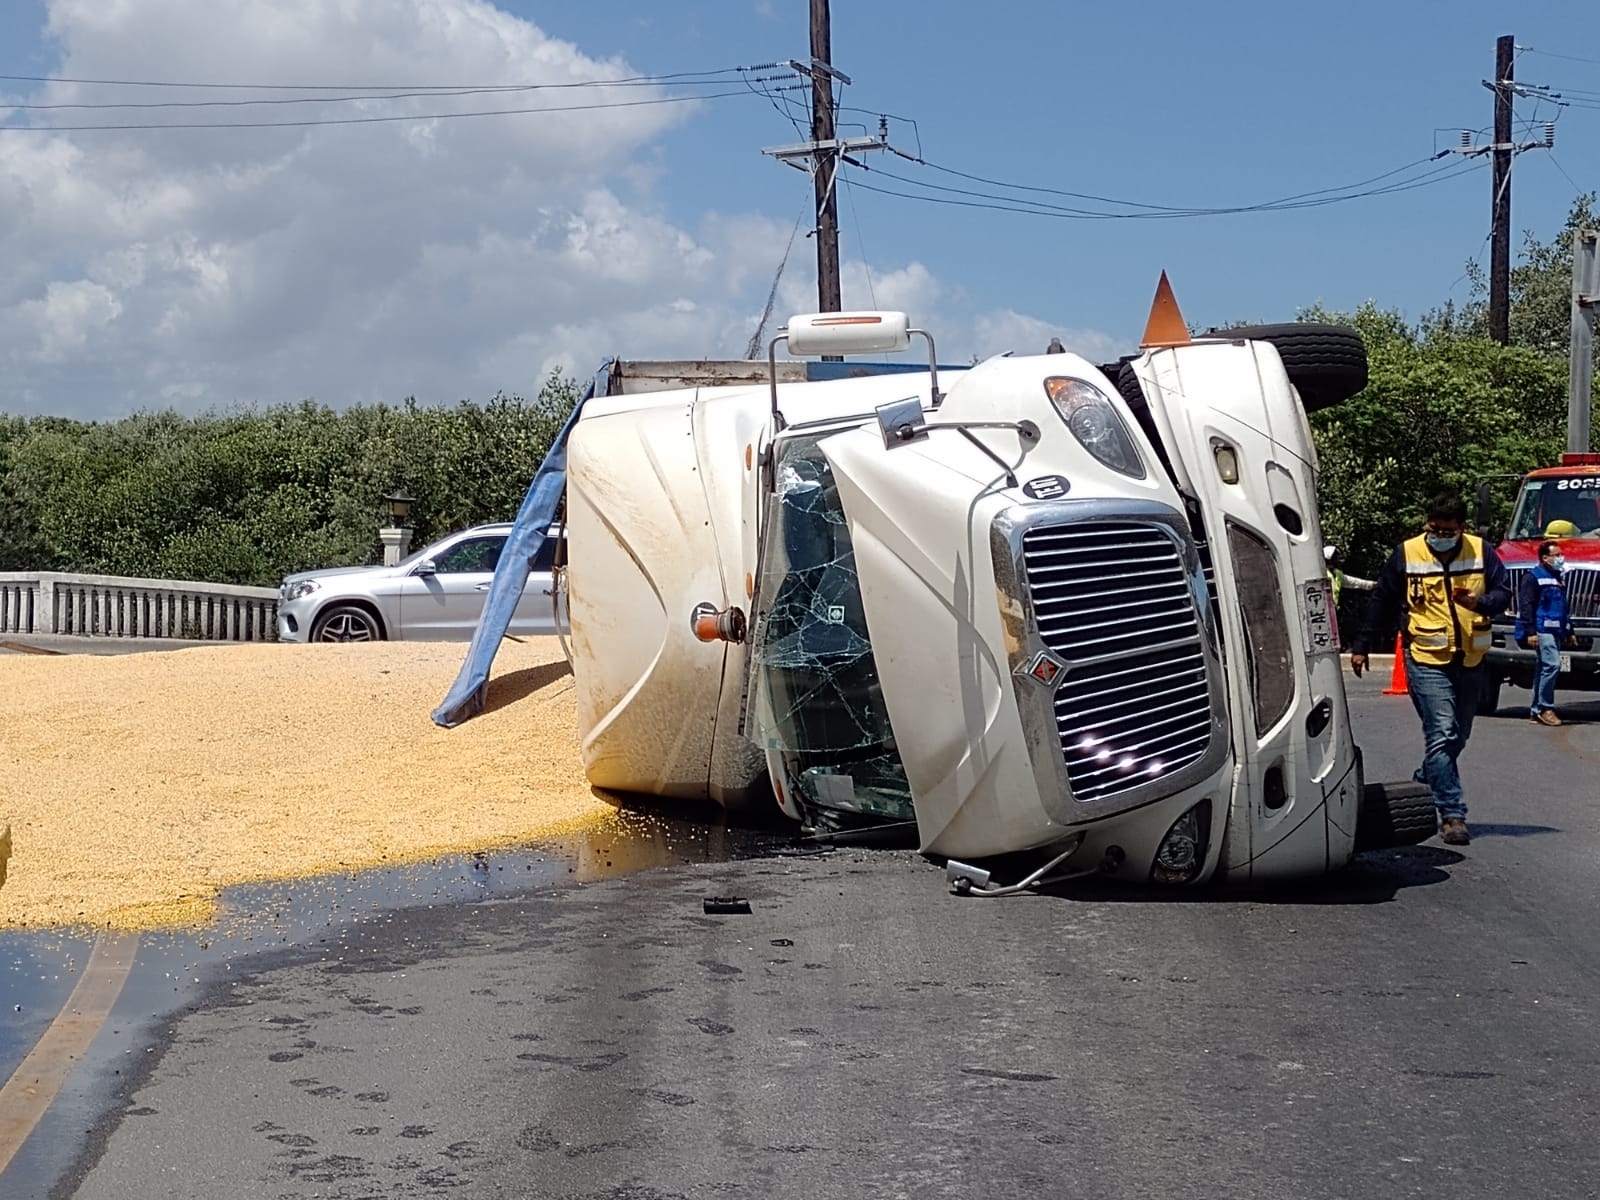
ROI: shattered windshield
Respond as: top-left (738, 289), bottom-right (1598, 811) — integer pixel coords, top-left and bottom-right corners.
top-left (1509, 479), bottom-right (1600, 539)
top-left (745, 435), bottom-right (912, 823)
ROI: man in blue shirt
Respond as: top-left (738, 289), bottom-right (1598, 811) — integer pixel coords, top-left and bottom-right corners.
top-left (1514, 539), bottom-right (1575, 727)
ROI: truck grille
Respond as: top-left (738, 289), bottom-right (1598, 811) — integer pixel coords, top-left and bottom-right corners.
top-left (1505, 566), bottom-right (1600, 619)
top-left (1021, 521), bottom-right (1213, 804)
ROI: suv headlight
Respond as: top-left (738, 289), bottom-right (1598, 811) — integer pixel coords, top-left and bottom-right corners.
top-left (281, 580), bottom-right (320, 602)
top-left (1044, 376), bottom-right (1145, 479)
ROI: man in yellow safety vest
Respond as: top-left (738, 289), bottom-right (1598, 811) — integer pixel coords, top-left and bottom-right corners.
top-left (1348, 492), bottom-right (1512, 846)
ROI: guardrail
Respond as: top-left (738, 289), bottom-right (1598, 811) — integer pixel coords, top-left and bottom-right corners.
top-left (0, 572), bottom-right (278, 641)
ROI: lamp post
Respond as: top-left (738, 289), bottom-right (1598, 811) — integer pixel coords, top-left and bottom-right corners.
top-left (379, 491), bottom-right (416, 567)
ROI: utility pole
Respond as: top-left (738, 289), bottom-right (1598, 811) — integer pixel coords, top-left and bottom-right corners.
top-left (1489, 33), bottom-right (1515, 344)
top-left (809, 0), bottom-right (841, 313)
top-left (1454, 38), bottom-right (1552, 343)
top-left (761, 2), bottom-right (888, 318)
top-left (1571, 229), bottom-right (1597, 453)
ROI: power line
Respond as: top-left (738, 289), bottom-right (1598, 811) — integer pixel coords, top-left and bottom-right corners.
top-left (0, 85), bottom-right (802, 132)
top-left (840, 173), bottom-right (877, 308)
top-left (742, 72), bottom-right (809, 138)
top-left (0, 75), bottom-right (796, 112)
top-left (745, 193), bottom-right (811, 360)
top-left (838, 105), bottom-right (921, 158)
top-left (1446, 228), bottom-right (1492, 301)
top-left (1546, 150), bottom-right (1588, 196)
top-left (0, 65), bottom-right (757, 91)
top-left (882, 149), bottom-right (1455, 216)
top-left (854, 153), bottom-right (1474, 220)
top-left (1519, 46), bottom-right (1600, 67)
top-left (843, 159), bottom-right (1485, 222)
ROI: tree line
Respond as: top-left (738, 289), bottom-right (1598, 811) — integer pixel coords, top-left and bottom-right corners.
top-left (0, 372), bottom-right (581, 587)
top-left (1308, 197), bottom-right (1595, 582)
top-left (0, 198), bottom-right (1593, 590)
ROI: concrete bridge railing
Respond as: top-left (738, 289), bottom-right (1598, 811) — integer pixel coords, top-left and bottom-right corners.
top-left (0, 572), bottom-right (278, 642)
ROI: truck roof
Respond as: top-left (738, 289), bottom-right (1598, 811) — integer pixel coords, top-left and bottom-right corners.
top-left (1526, 464), bottom-right (1600, 480)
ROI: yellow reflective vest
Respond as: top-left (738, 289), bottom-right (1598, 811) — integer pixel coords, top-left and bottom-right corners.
top-left (1401, 532), bottom-right (1493, 667)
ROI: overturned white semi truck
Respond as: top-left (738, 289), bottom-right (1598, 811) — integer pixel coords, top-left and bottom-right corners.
top-left (439, 277), bottom-right (1431, 891)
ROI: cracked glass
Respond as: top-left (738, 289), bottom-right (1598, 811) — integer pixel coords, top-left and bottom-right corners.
top-left (746, 435), bottom-right (913, 822)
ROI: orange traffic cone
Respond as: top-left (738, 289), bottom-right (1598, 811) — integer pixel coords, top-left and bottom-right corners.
top-left (1382, 633), bottom-right (1408, 696)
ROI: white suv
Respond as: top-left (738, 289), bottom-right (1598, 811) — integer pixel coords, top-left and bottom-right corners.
top-left (277, 523), bottom-right (565, 643)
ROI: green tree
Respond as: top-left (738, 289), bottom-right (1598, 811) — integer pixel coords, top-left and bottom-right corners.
top-left (0, 368), bottom-right (582, 586)
top-left (1304, 303), bottom-right (1568, 580)
top-left (1459, 193), bottom-right (1600, 358)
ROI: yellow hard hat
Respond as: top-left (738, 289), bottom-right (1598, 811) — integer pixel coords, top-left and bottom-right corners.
top-left (1544, 519), bottom-right (1580, 537)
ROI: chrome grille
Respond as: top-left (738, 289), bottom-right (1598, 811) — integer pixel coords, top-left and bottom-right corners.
top-left (1504, 565), bottom-right (1600, 619)
top-left (1022, 521), bottom-right (1213, 804)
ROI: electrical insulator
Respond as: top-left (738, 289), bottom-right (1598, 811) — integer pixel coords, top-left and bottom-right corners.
top-left (1545, 121), bottom-right (1556, 147)
top-left (1460, 130), bottom-right (1472, 148)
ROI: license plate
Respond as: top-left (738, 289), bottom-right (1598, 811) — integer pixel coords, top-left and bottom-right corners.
top-left (1302, 578), bottom-right (1339, 655)
top-left (1561, 652), bottom-right (1572, 673)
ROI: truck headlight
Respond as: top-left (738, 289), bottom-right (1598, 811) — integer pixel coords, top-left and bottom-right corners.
top-left (1151, 798), bottom-right (1212, 884)
top-left (1043, 377), bottom-right (1146, 479)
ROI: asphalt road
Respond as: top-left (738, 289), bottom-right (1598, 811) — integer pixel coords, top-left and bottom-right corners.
top-left (14, 672), bottom-right (1600, 1199)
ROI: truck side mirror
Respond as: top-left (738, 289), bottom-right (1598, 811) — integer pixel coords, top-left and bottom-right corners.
top-left (875, 396), bottom-right (928, 448)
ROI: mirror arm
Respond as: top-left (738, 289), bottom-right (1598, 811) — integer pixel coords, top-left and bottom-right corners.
top-left (954, 426), bottom-right (1018, 488)
top-left (767, 333), bottom-right (789, 434)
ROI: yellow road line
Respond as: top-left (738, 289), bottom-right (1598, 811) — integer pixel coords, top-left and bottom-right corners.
top-left (0, 931), bottom-right (138, 1176)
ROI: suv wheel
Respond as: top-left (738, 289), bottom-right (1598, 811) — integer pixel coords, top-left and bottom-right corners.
top-left (311, 605), bottom-right (383, 643)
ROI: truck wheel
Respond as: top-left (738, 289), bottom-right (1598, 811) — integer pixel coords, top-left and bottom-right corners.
top-left (1210, 323), bottom-right (1368, 413)
top-left (1114, 363), bottom-right (1149, 412)
top-left (1355, 781), bottom-right (1436, 851)
top-left (1477, 675), bottom-right (1504, 716)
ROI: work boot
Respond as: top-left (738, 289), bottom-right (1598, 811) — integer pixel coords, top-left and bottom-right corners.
top-left (1440, 817), bottom-right (1471, 846)
top-left (1536, 710), bottom-right (1563, 727)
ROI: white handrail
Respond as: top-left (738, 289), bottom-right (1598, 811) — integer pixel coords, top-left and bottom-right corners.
top-left (0, 571), bottom-right (279, 641)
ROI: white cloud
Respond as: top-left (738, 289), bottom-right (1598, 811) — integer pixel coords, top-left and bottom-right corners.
top-left (0, 0), bottom-right (1122, 417)
top-left (17, 280), bottom-right (124, 362)
top-left (970, 308), bottom-right (1127, 364)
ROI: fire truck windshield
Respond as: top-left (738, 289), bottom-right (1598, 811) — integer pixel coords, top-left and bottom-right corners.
top-left (1508, 478), bottom-right (1600, 539)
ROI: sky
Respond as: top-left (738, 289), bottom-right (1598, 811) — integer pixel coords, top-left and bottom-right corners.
top-left (2, 0), bottom-right (1598, 420)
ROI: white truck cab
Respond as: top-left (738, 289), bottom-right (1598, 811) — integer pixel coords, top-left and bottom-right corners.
top-left (560, 284), bottom-right (1422, 890)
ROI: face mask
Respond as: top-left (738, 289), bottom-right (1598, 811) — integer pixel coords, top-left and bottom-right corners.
top-left (1553, 555), bottom-right (1566, 571)
top-left (1425, 532), bottom-right (1460, 554)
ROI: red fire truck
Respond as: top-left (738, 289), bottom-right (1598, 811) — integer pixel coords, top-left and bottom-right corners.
top-left (1479, 452), bottom-right (1600, 713)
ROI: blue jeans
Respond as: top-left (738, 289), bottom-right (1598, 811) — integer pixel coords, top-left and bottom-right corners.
top-left (1531, 633), bottom-right (1562, 716)
top-left (1404, 652), bottom-right (1481, 821)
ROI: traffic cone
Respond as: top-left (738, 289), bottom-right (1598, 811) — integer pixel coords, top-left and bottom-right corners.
top-left (1382, 634), bottom-right (1408, 696)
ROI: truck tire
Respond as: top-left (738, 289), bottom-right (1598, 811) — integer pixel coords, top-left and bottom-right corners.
top-left (1113, 364), bottom-right (1186, 486)
top-left (1355, 781), bottom-right (1436, 851)
top-left (1210, 323), bottom-right (1368, 413)
top-left (1477, 674), bottom-right (1504, 717)
top-left (1113, 362), bottom-right (1149, 412)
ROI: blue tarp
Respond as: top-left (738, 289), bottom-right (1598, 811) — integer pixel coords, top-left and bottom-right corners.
top-left (431, 361), bottom-right (612, 728)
